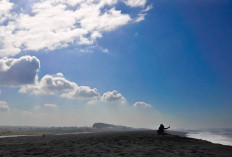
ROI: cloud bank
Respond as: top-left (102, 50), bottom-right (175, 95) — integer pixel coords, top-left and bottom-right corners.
top-left (0, 55), bottom-right (100, 100)
top-left (0, 55), bottom-right (151, 110)
top-left (0, 0), bottom-right (151, 57)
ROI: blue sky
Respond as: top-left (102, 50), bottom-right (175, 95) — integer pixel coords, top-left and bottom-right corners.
top-left (0, 0), bottom-right (231, 129)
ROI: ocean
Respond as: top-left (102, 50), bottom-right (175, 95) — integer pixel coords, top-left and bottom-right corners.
top-left (186, 128), bottom-right (232, 146)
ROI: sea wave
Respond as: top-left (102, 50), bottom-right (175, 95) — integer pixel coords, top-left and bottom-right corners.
top-left (0, 135), bottom-right (37, 138)
top-left (0, 132), bottom-right (92, 139)
top-left (187, 130), bottom-right (232, 146)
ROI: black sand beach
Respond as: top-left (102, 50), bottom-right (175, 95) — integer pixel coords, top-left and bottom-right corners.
top-left (0, 130), bottom-right (231, 157)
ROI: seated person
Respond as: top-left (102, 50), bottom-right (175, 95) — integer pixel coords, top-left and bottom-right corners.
top-left (157, 124), bottom-right (170, 135)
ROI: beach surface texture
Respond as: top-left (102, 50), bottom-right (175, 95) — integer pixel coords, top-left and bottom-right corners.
top-left (0, 130), bottom-right (231, 157)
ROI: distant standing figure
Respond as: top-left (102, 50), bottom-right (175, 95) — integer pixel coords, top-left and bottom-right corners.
top-left (157, 124), bottom-right (170, 135)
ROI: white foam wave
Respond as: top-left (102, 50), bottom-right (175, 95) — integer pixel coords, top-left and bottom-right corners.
top-left (187, 131), bottom-right (232, 146)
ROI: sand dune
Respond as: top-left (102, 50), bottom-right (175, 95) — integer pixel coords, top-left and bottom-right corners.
top-left (0, 130), bottom-right (231, 156)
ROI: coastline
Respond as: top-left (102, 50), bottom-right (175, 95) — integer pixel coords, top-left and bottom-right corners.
top-left (0, 130), bottom-right (231, 156)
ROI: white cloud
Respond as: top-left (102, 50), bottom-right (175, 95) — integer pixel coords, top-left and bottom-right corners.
top-left (102, 48), bottom-right (109, 53)
top-left (44, 103), bottom-right (58, 110)
top-left (141, 4), bottom-right (153, 12)
top-left (0, 101), bottom-right (10, 112)
top-left (87, 100), bottom-right (98, 105)
top-left (101, 90), bottom-right (126, 103)
top-left (0, 56), bottom-right (40, 86)
top-left (33, 105), bottom-right (41, 111)
top-left (134, 5), bottom-right (153, 23)
top-left (0, 55), bottom-right (98, 100)
top-left (19, 74), bottom-right (76, 95)
top-left (134, 13), bottom-right (146, 23)
top-left (133, 101), bottom-right (151, 108)
top-left (62, 86), bottom-right (100, 99)
top-left (0, 0), bottom-right (14, 23)
top-left (20, 73), bottom-right (100, 99)
top-left (0, 0), bottom-right (151, 57)
top-left (33, 104), bottom-right (58, 112)
top-left (20, 110), bottom-right (33, 117)
top-left (124, 0), bottom-right (147, 8)
top-left (56, 72), bottom-right (64, 77)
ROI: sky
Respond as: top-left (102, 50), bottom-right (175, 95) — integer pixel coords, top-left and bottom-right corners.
top-left (0, 0), bottom-right (231, 129)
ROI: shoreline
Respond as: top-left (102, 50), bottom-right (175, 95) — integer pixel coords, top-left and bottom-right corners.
top-left (1, 130), bottom-right (232, 147)
top-left (0, 130), bottom-right (231, 156)
top-left (186, 132), bottom-right (232, 146)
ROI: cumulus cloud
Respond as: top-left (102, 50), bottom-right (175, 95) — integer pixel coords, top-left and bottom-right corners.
top-left (0, 56), bottom-right (40, 86)
top-left (133, 101), bottom-right (151, 108)
top-left (0, 101), bottom-right (10, 112)
top-left (61, 86), bottom-right (100, 99)
top-left (20, 73), bottom-right (100, 99)
top-left (0, 0), bottom-right (151, 57)
top-left (101, 90), bottom-right (126, 103)
top-left (19, 73), bottom-right (76, 95)
top-left (0, 55), bottom-right (98, 100)
top-left (56, 72), bottom-right (64, 77)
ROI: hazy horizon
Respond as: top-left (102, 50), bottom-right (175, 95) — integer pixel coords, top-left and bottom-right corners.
top-left (0, 0), bottom-right (231, 130)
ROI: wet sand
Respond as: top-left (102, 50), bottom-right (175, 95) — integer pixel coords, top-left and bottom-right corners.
top-left (0, 130), bottom-right (231, 157)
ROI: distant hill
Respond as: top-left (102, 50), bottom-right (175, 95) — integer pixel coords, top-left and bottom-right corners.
top-left (92, 123), bottom-right (136, 131)
top-left (0, 123), bottom-right (148, 136)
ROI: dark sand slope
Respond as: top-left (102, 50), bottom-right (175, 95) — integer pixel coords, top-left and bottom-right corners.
top-left (0, 130), bottom-right (231, 157)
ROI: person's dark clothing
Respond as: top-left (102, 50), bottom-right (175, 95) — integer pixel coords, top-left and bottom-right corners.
top-left (157, 124), bottom-right (169, 135)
